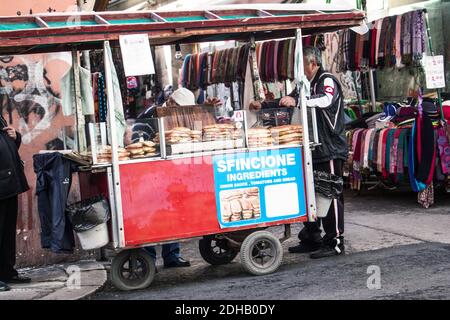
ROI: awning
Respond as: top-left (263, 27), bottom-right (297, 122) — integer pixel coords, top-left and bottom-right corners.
top-left (0, 5), bottom-right (365, 55)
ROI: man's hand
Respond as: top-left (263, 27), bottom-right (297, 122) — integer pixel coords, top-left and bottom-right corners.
top-left (279, 96), bottom-right (296, 108)
top-left (3, 126), bottom-right (17, 140)
top-left (249, 100), bottom-right (262, 112)
top-left (205, 97), bottom-right (223, 107)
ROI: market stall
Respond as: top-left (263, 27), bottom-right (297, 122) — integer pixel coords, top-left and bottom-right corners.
top-left (0, 4), bottom-right (365, 291)
top-left (317, 7), bottom-right (450, 207)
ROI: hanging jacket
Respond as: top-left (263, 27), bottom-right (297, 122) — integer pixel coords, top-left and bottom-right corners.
top-left (33, 152), bottom-right (78, 253)
top-left (0, 115), bottom-right (29, 201)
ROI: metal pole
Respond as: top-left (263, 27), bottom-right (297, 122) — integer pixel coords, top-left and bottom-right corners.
top-left (368, 69), bottom-right (377, 112)
top-left (104, 41), bottom-right (125, 248)
top-left (294, 28), bottom-right (317, 222)
top-left (72, 49), bottom-right (86, 152)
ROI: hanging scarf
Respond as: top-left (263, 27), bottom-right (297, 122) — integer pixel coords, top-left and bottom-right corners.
top-left (411, 10), bottom-right (425, 63)
top-left (401, 12), bottom-right (413, 66)
top-left (437, 127), bottom-right (450, 174)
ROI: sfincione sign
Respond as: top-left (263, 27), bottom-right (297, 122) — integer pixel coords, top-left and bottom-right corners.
top-left (213, 147), bottom-right (307, 228)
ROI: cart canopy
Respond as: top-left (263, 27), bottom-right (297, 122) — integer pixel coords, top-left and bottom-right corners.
top-left (0, 4), bottom-right (365, 55)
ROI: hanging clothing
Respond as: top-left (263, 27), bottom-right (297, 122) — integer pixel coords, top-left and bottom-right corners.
top-left (33, 153), bottom-right (78, 254)
top-left (104, 41), bottom-right (126, 147)
top-left (401, 11), bottom-right (413, 66)
top-left (61, 65), bottom-right (95, 116)
top-left (437, 127), bottom-right (450, 174)
top-left (418, 184), bottom-right (434, 208)
top-left (411, 10), bottom-right (426, 63)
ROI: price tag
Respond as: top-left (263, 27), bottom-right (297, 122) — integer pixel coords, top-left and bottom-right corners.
top-left (424, 55), bottom-right (446, 89)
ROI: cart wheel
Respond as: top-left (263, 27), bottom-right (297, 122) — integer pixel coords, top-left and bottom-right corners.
top-left (110, 249), bottom-right (155, 291)
top-left (199, 235), bottom-right (238, 265)
top-left (240, 231), bottom-right (283, 276)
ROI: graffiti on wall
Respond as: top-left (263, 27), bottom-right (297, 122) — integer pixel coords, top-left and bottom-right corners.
top-left (0, 53), bottom-right (71, 145)
top-left (0, 53), bottom-right (72, 237)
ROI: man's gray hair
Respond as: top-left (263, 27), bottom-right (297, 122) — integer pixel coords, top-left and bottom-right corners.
top-left (303, 46), bottom-right (322, 67)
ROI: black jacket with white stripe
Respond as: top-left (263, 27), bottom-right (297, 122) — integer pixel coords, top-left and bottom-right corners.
top-left (307, 68), bottom-right (348, 164)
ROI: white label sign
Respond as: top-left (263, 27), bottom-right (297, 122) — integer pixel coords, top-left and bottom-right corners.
top-left (424, 55), bottom-right (445, 89)
top-left (119, 34), bottom-right (155, 77)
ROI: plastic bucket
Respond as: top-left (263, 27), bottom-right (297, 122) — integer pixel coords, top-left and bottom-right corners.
top-left (76, 222), bottom-right (109, 250)
top-left (316, 194), bottom-right (332, 218)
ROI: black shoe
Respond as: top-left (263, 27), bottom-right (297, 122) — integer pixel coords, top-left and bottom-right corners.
top-left (6, 275), bottom-right (31, 284)
top-left (288, 242), bottom-right (321, 254)
top-left (310, 244), bottom-right (345, 259)
top-left (164, 257), bottom-right (191, 268)
top-left (0, 281), bottom-right (11, 292)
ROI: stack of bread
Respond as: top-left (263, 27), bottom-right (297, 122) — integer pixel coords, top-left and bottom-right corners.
top-left (219, 188), bottom-right (261, 223)
top-left (270, 125), bottom-right (303, 145)
top-left (245, 188), bottom-right (261, 218)
top-left (117, 147), bottom-right (131, 161)
top-left (125, 142), bottom-right (145, 159)
top-left (190, 130), bottom-right (202, 142)
top-left (202, 124), bottom-right (236, 141)
top-left (142, 141), bottom-right (158, 156)
top-left (220, 201), bottom-right (232, 222)
top-left (153, 127), bottom-right (195, 145)
top-left (125, 141), bottom-right (158, 159)
top-left (247, 128), bottom-right (273, 148)
top-left (96, 145), bottom-right (113, 163)
top-left (230, 198), bottom-right (243, 222)
top-left (92, 142), bottom-right (158, 163)
top-left (239, 197), bottom-right (254, 219)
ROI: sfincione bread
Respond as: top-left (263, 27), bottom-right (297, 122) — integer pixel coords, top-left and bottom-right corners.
top-left (279, 138), bottom-right (302, 145)
top-left (278, 132), bottom-right (303, 140)
top-left (128, 148), bottom-right (145, 155)
top-left (172, 127), bottom-right (192, 132)
top-left (143, 146), bottom-right (156, 153)
top-left (118, 151), bottom-right (131, 158)
top-left (126, 142), bottom-right (144, 149)
top-left (130, 154), bottom-right (147, 159)
top-left (142, 141), bottom-right (156, 147)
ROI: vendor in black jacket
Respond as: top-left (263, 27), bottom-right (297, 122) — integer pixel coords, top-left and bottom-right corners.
top-left (0, 114), bottom-right (31, 291)
top-left (249, 46), bottom-right (348, 259)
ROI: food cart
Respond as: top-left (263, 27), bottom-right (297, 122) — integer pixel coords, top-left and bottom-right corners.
top-left (0, 4), bottom-right (365, 291)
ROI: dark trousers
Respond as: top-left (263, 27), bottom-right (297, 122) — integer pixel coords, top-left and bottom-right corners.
top-left (0, 196), bottom-right (19, 281)
top-left (299, 159), bottom-right (345, 246)
top-left (144, 243), bottom-right (180, 265)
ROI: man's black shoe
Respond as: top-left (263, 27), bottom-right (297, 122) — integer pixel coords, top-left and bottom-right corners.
top-left (288, 242), bottom-right (321, 254)
top-left (0, 281), bottom-right (11, 292)
top-left (310, 244), bottom-right (345, 259)
top-left (6, 275), bottom-right (31, 284)
top-left (164, 257), bottom-right (191, 268)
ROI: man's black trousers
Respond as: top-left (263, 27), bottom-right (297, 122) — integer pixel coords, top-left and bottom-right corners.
top-left (0, 196), bottom-right (19, 281)
top-left (299, 159), bottom-right (345, 246)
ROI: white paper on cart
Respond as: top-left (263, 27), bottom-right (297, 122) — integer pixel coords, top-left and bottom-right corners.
top-left (119, 34), bottom-right (155, 77)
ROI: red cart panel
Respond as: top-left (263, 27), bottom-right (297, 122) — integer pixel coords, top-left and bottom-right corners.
top-left (119, 150), bottom-right (309, 247)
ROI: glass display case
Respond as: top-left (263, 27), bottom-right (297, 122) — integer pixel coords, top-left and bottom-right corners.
top-left (156, 105), bottom-right (246, 156)
top-left (88, 118), bottom-right (161, 165)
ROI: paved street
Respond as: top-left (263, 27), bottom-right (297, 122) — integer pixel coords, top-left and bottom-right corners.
top-left (90, 189), bottom-right (450, 300)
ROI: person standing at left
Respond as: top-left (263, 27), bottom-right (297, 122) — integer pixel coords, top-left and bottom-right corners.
top-left (0, 114), bottom-right (31, 291)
